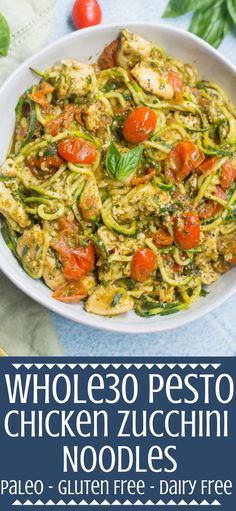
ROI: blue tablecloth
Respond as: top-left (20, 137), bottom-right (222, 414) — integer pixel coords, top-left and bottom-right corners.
top-left (52, 0), bottom-right (236, 356)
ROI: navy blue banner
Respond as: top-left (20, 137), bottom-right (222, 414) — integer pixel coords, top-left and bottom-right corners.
top-left (0, 357), bottom-right (235, 509)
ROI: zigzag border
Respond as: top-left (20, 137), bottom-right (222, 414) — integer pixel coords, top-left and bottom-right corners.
top-left (12, 363), bottom-right (221, 370)
top-left (12, 498), bottom-right (221, 506)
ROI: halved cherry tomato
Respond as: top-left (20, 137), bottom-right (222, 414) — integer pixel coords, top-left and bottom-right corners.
top-left (72, 0), bottom-right (102, 29)
top-left (63, 244), bottom-right (95, 281)
top-left (123, 107), bottom-right (157, 144)
top-left (173, 212), bottom-right (200, 250)
top-left (220, 161), bottom-right (236, 190)
top-left (46, 104), bottom-right (78, 136)
top-left (52, 231), bottom-right (95, 281)
top-left (57, 137), bottom-right (98, 164)
top-left (53, 281), bottom-right (88, 303)
top-left (153, 227), bottom-right (173, 248)
top-left (131, 166), bottom-right (155, 186)
top-left (164, 140), bottom-right (204, 183)
top-left (58, 217), bottom-right (78, 233)
top-left (28, 154), bottom-right (63, 176)
top-left (168, 71), bottom-right (184, 101)
top-left (199, 156), bottom-right (217, 174)
top-left (198, 186), bottom-right (226, 220)
top-left (29, 81), bottom-right (54, 112)
top-left (131, 248), bottom-right (157, 282)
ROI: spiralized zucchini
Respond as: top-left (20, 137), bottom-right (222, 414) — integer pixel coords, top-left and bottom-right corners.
top-left (1, 29), bottom-right (236, 317)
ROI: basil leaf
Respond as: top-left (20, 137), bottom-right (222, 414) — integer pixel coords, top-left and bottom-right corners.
top-left (116, 145), bottom-right (144, 181)
top-left (105, 142), bottom-right (121, 179)
top-left (190, 1), bottom-right (227, 48)
top-left (111, 291), bottom-right (124, 308)
top-left (0, 13), bottom-right (10, 57)
top-left (162, 0), bottom-right (213, 17)
top-left (227, 0), bottom-right (236, 24)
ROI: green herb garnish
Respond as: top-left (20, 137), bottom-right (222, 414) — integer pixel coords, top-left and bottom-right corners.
top-left (162, 0), bottom-right (235, 49)
top-left (106, 142), bottom-right (143, 181)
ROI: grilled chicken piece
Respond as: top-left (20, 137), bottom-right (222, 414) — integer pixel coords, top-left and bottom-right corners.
top-left (131, 63), bottom-right (174, 99)
top-left (85, 284), bottom-right (134, 315)
top-left (51, 59), bottom-right (96, 99)
top-left (0, 182), bottom-right (30, 228)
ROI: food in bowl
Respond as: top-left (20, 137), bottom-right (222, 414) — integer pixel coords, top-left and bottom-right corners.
top-left (1, 29), bottom-right (236, 318)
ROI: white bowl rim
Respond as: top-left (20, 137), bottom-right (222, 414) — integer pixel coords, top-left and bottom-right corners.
top-left (1, 21), bottom-right (236, 334)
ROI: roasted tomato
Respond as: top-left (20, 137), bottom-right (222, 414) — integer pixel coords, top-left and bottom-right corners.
top-left (98, 38), bottom-right (119, 69)
top-left (57, 137), bottom-right (98, 164)
top-left (53, 281), bottom-right (88, 303)
top-left (153, 226), bottom-right (173, 248)
top-left (28, 154), bottom-right (63, 176)
top-left (168, 71), bottom-right (184, 101)
top-left (131, 248), bottom-right (157, 282)
top-left (198, 186), bottom-right (226, 220)
top-left (46, 104), bottom-right (79, 136)
top-left (131, 166), bottom-right (155, 186)
top-left (164, 140), bottom-right (204, 182)
top-left (29, 81), bottom-right (54, 112)
top-left (220, 161), bottom-right (236, 190)
top-left (63, 244), bottom-right (95, 281)
top-left (123, 107), bottom-right (157, 144)
top-left (173, 212), bottom-right (200, 250)
top-left (199, 156), bottom-right (217, 174)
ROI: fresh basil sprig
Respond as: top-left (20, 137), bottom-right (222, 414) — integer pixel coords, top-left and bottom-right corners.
top-left (106, 142), bottom-right (143, 181)
top-left (0, 13), bottom-right (10, 57)
top-left (162, 0), bottom-right (236, 48)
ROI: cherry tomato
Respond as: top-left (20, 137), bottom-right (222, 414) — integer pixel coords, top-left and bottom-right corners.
top-left (57, 137), bottom-right (98, 164)
top-left (153, 227), bottom-right (173, 248)
top-left (123, 107), bottom-right (157, 144)
top-left (72, 0), bottom-right (102, 29)
top-left (58, 217), bottom-right (78, 233)
top-left (63, 244), bottom-right (95, 281)
top-left (220, 161), bottom-right (236, 190)
top-left (173, 212), bottom-right (200, 250)
top-left (198, 186), bottom-right (226, 220)
top-left (165, 140), bottom-right (204, 183)
top-left (53, 281), bottom-right (88, 303)
top-left (199, 156), bottom-right (217, 174)
top-left (29, 81), bottom-right (54, 112)
top-left (28, 154), bottom-right (63, 176)
top-left (131, 248), bottom-right (156, 282)
top-left (168, 71), bottom-right (184, 101)
top-left (46, 104), bottom-right (78, 136)
top-left (131, 166), bottom-right (155, 186)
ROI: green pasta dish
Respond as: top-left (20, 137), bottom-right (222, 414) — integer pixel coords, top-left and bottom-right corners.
top-left (1, 29), bottom-right (236, 318)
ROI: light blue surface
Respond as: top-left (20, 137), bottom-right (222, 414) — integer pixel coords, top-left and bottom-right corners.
top-left (52, 0), bottom-right (236, 356)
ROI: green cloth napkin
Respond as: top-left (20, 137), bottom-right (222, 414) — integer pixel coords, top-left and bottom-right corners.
top-left (0, 0), bottom-right (63, 356)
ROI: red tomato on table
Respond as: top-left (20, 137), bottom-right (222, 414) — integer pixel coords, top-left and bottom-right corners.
top-left (123, 107), bottom-right (157, 144)
top-left (131, 248), bottom-right (157, 282)
top-left (72, 0), bottom-right (102, 29)
top-left (173, 212), bottom-right (200, 250)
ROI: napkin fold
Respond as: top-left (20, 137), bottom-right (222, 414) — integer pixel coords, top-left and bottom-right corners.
top-left (0, 0), bottom-right (63, 356)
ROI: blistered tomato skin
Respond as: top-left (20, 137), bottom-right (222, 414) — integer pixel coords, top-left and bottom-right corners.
top-left (57, 138), bottom-right (98, 164)
top-left (123, 107), bottom-right (157, 144)
top-left (173, 212), bottom-right (200, 250)
top-left (131, 248), bottom-right (157, 282)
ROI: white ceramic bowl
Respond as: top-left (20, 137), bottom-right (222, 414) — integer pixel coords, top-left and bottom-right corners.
top-left (1, 22), bottom-right (236, 334)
